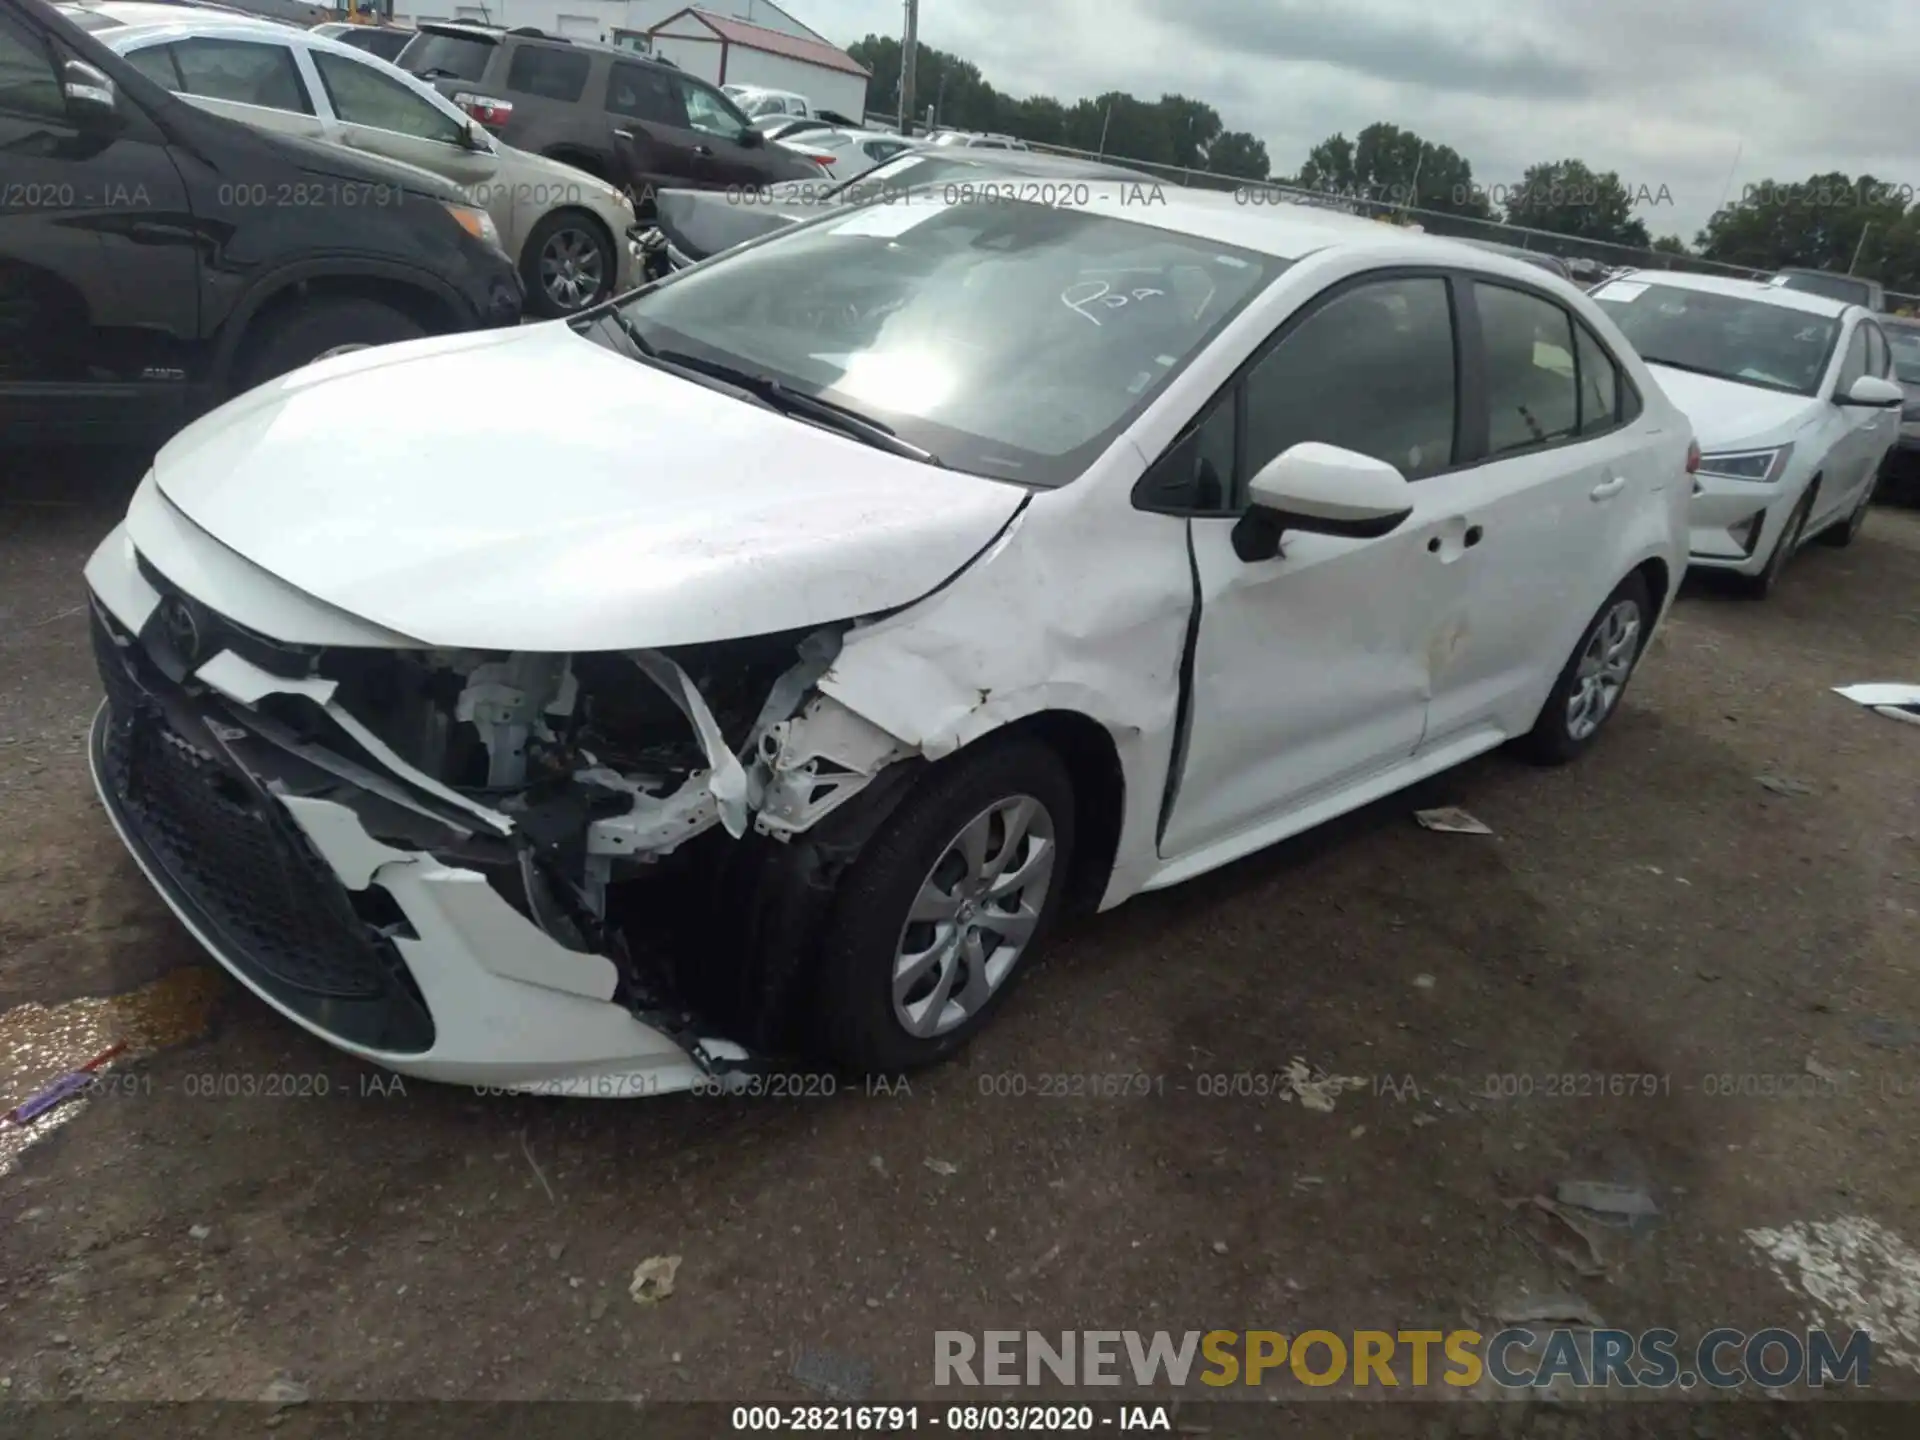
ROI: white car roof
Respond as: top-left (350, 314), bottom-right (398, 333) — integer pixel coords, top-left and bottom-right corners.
top-left (60, 1), bottom-right (283, 29)
top-left (1602, 268), bottom-right (1858, 320)
top-left (1053, 187), bottom-right (1588, 277)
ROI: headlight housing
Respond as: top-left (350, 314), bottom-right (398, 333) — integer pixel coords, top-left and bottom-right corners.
top-left (442, 201), bottom-right (505, 256)
top-left (1696, 443), bottom-right (1792, 483)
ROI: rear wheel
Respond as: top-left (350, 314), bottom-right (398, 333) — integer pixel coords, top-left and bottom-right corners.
top-left (1516, 572), bottom-right (1651, 766)
top-left (810, 737), bottom-right (1076, 1073)
top-left (236, 297), bottom-right (424, 393)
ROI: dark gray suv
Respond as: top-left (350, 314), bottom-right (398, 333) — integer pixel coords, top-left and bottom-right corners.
top-left (395, 23), bottom-right (816, 212)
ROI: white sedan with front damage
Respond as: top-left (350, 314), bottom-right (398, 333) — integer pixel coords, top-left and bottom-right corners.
top-left (85, 188), bottom-right (1692, 1096)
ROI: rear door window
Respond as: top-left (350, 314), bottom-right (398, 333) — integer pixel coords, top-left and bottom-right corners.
top-left (1474, 281), bottom-right (1578, 453)
top-left (397, 31), bottom-right (494, 82)
top-left (675, 77), bottom-right (750, 140)
top-left (1573, 323), bottom-right (1621, 434)
top-left (170, 37), bottom-right (314, 114)
top-left (504, 44), bottom-right (588, 101)
top-left (0, 10), bottom-right (64, 123)
top-left (606, 60), bottom-right (684, 124)
top-left (312, 50), bottom-right (465, 144)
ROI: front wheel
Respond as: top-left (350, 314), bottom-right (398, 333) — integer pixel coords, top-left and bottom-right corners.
top-left (1516, 573), bottom-right (1652, 766)
top-left (1740, 485), bottom-right (1814, 597)
top-left (520, 210), bottom-right (615, 318)
top-left (1818, 473), bottom-right (1877, 548)
top-left (236, 297), bottom-right (424, 393)
top-left (809, 736), bottom-right (1076, 1073)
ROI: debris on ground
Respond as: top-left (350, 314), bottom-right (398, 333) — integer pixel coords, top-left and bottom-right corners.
top-left (1757, 774), bottom-right (1816, 797)
top-left (791, 1347), bottom-right (874, 1401)
top-left (1277, 1057), bottom-right (1370, 1112)
top-left (629, 1254), bottom-right (682, 1305)
top-left (868, 1155), bottom-right (888, 1178)
top-left (1, 1043), bottom-right (126, 1128)
top-left (1413, 974), bottom-right (1437, 990)
top-left (1494, 1293), bottom-right (1607, 1328)
top-left (1414, 806), bottom-right (1494, 835)
top-left (1805, 1057), bottom-right (1844, 1084)
top-left (923, 1158), bottom-right (958, 1177)
top-left (1833, 683), bottom-right (1920, 726)
top-left (1857, 1017), bottom-right (1920, 1051)
top-left (260, 1375), bottom-right (309, 1408)
top-left (1503, 1194), bottom-right (1610, 1277)
top-left (1555, 1180), bottom-right (1661, 1219)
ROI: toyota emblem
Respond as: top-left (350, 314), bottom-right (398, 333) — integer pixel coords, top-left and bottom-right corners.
top-left (160, 597), bottom-right (201, 665)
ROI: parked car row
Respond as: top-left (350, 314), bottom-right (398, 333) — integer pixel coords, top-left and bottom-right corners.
top-left (1, 0), bottom-right (521, 445)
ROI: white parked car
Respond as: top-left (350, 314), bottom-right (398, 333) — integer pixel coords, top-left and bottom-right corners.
top-left (1593, 271), bottom-right (1901, 595)
top-left (66, 2), bottom-right (637, 317)
top-left (776, 126), bottom-right (917, 181)
top-left (86, 190), bottom-right (1690, 1096)
top-left (725, 83), bottom-right (812, 126)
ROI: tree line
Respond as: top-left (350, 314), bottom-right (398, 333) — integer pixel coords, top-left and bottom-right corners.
top-left (849, 35), bottom-right (1920, 294)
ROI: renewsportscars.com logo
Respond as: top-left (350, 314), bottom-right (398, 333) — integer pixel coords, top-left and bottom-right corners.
top-left (934, 1328), bottom-right (1873, 1391)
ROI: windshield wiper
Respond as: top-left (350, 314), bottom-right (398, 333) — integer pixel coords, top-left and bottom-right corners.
top-left (1638, 356), bottom-right (1725, 379)
top-left (415, 67), bottom-right (463, 80)
top-left (649, 348), bottom-right (943, 466)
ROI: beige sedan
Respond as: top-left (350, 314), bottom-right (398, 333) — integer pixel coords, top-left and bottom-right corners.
top-left (72, 3), bottom-right (637, 317)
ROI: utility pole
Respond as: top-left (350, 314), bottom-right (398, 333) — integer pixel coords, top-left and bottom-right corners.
top-left (900, 0), bottom-right (919, 137)
top-left (1849, 222), bottom-right (1873, 277)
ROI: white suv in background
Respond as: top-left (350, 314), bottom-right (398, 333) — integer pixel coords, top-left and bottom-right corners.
top-left (1593, 271), bottom-right (1901, 595)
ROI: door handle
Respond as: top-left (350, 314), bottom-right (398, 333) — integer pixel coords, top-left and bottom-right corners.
top-left (692, 143), bottom-right (713, 156)
top-left (613, 128), bottom-right (634, 140)
top-left (1590, 476), bottom-right (1627, 502)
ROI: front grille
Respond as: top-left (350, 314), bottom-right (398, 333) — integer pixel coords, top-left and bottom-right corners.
top-left (92, 610), bottom-right (432, 1047)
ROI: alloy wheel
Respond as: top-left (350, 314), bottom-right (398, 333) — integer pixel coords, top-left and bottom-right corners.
top-left (539, 228), bottom-right (606, 312)
top-left (891, 795), bottom-right (1057, 1039)
top-left (1566, 599), bottom-right (1641, 741)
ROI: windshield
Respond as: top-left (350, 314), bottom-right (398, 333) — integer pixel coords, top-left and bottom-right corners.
top-left (616, 195), bottom-right (1276, 485)
top-left (1595, 282), bottom-right (1839, 395)
top-left (1770, 272), bottom-right (1873, 307)
top-left (396, 32), bottom-right (493, 81)
top-left (822, 152), bottom-right (1076, 200)
top-left (739, 93), bottom-right (790, 117)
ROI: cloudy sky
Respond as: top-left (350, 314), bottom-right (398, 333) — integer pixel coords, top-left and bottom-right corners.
top-left (801, 0), bottom-right (1920, 241)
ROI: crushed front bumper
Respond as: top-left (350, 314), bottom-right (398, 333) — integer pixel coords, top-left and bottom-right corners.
top-left (86, 588), bottom-right (719, 1098)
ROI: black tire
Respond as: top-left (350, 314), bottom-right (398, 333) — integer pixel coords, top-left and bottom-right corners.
top-left (1738, 485), bottom-right (1815, 598)
top-left (520, 209), bottom-right (616, 319)
top-left (810, 736), bottom-right (1077, 1074)
top-left (1818, 474), bottom-right (1876, 548)
top-left (237, 298), bottom-right (424, 392)
top-left (1516, 571), bottom-right (1653, 766)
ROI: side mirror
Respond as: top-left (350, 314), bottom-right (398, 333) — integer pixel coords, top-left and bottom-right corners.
top-left (61, 58), bottom-right (120, 126)
top-left (461, 120), bottom-right (491, 152)
top-left (1838, 374), bottom-right (1905, 408)
top-left (739, 124), bottom-right (763, 147)
top-left (1231, 443), bottom-right (1415, 563)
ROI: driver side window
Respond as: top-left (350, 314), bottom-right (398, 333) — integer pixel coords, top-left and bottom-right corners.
top-left (0, 11), bottom-right (67, 124)
top-left (1241, 275), bottom-right (1458, 491)
top-left (677, 77), bottom-right (747, 140)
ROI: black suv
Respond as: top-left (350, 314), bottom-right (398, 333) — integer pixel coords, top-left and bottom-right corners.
top-left (1, 0), bottom-right (522, 447)
top-left (395, 23), bottom-right (815, 211)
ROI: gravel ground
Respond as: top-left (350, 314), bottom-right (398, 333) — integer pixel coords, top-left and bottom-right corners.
top-left (3, 451), bottom-right (1919, 1436)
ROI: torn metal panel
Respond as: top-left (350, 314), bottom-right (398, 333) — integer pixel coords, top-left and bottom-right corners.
top-left (627, 649), bottom-right (751, 837)
top-left (194, 649), bottom-right (514, 835)
top-left (815, 475), bottom-right (1192, 908)
top-left (751, 696), bottom-right (914, 839)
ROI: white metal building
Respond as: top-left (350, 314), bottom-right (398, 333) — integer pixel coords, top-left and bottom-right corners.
top-left (645, 7), bottom-right (868, 118)
top-left (390, 0), bottom-right (841, 60)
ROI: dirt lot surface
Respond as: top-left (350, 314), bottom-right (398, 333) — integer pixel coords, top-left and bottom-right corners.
top-left (3, 453), bottom-right (1919, 1437)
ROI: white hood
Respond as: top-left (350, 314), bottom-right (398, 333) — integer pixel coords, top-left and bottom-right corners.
top-left (1645, 364), bottom-right (1820, 451)
top-left (150, 325), bottom-right (1027, 652)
